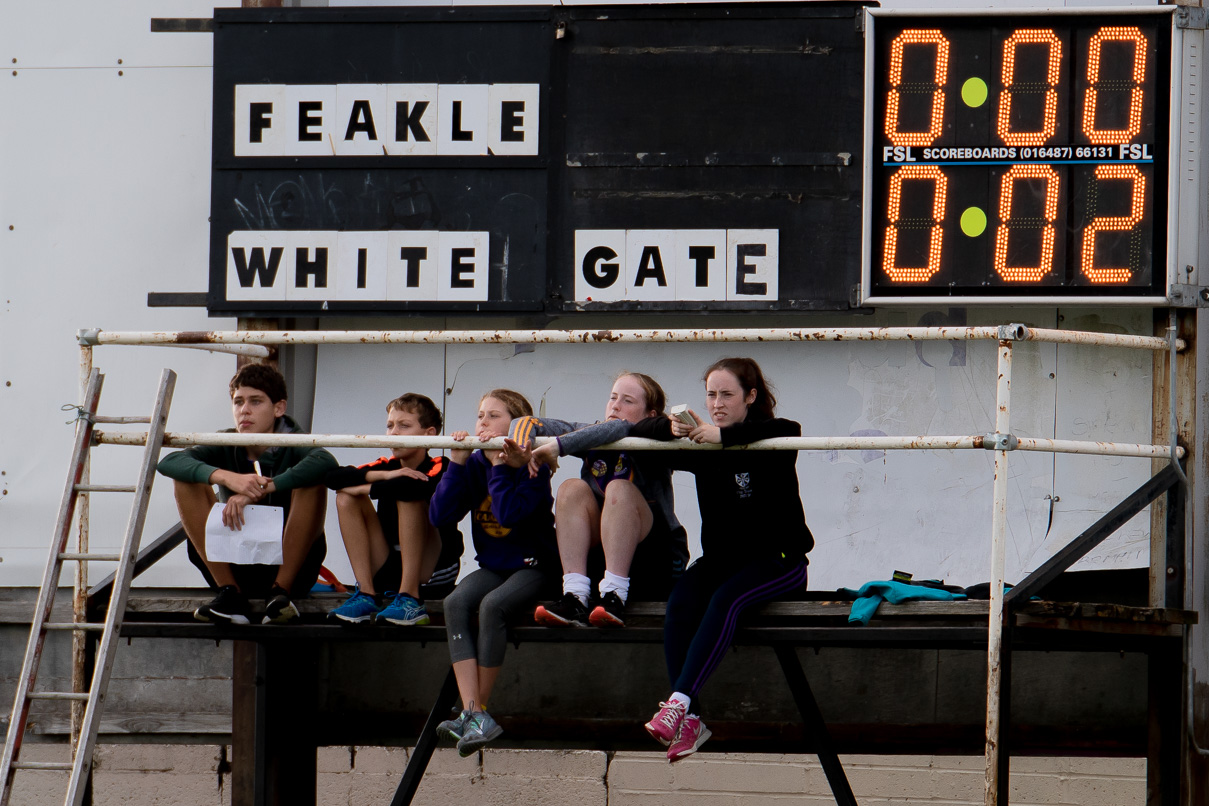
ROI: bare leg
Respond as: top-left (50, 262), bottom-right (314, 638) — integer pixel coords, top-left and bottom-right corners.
top-left (336, 491), bottom-right (390, 595)
top-left (173, 480), bottom-right (237, 588)
top-left (397, 500), bottom-right (442, 598)
top-left (478, 666), bottom-right (502, 708)
top-left (553, 479), bottom-right (602, 576)
top-left (452, 659), bottom-right (481, 711)
top-left (274, 485), bottom-right (326, 591)
top-left (599, 479), bottom-right (653, 579)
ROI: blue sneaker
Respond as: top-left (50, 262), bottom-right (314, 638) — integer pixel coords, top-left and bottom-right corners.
top-left (437, 709), bottom-right (471, 742)
top-left (376, 593), bottom-right (430, 626)
top-left (328, 590), bottom-right (381, 624)
top-left (456, 710), bottom-right (502, 756)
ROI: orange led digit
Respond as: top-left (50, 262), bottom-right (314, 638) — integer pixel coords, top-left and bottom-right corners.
top-left (1080, 165), bottom-right (1146, 283)
top-left (1082, 27), bottom-right (1147, 145)
top-left (996, 30), bottom-right (1062, 147)
top-left (885, 30), bottom-right (950, 147)
top-left (882, 165), bottom-right (947, 282)
top-left (992, 165), bottom-right (1059, 282)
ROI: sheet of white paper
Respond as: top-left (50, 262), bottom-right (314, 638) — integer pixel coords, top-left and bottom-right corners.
top-left (204, 503), bottom-right (284, 565)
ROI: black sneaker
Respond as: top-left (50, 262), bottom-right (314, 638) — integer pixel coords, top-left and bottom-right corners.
top-left (589, 591), bottom-right (626, 628)
top-left (534, 592), bottom-right (589, 627)
top-left (194, 586), bottom-right (251, 625)
top-left (262, 587), bottom-right (300, 625)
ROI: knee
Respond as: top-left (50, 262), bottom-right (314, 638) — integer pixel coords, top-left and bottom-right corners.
top-left (602, 479), bottom-right (640, 509)
top-left (335, 490), bottom-right (358, 513)
top-left (557, 478), bottom-right (592, 505)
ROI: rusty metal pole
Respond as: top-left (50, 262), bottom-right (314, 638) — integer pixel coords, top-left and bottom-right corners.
top-left (71, 343), bottom-right (93, 745)
top-left (984, 335), bottom-right (1013, 806)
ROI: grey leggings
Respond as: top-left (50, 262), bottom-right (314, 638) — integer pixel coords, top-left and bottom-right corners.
top-left (444, 566), bottom-right (546, 667)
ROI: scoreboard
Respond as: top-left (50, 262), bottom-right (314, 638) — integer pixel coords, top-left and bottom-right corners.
top-left (208, 5), bottom-right (1177, 316)
top-left (863, 9), bottom-right (1172, 304)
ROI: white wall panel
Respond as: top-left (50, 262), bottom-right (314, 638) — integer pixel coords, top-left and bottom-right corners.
top-left (0, 6), bottom-right (235, 589)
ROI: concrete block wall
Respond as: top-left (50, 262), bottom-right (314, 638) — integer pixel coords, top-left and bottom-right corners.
top-left (4, 746), bottom-right (1146, 806)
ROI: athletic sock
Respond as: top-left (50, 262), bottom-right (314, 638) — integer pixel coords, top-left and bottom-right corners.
top-left (599, 570), bottom-right (630, 604)
top-left (562, 573), bottom-right (591, 606)
top-left (670, 692), bottom-right (691, 709)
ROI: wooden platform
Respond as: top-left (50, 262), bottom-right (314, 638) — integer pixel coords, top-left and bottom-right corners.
top-left (1, 586), bottom-right (1194, 805)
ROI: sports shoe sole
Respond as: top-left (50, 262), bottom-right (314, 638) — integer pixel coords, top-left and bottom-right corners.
top-left (195, 608), bottom-right (250, 626)
top-left (436, 722), bottom-right (465, 742)
top-left (534, 606), bottom-right (586, 627)
top-left (377, 613), bottom-right (431, 626)
top-left (457, 724), bottom-right (503, 756)
top-left (261, 601), bottom-right (300, 625)
top-left (588, 606), bottom-right (625, 628)
top-left (668, 725), bottom-right (712, 762)
top-left (329, 610), bottom-right (376, 624)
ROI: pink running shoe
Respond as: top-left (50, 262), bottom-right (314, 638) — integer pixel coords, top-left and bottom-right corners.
top-left (667, 714), bottom-right (711, 762)
top-left (644, 700), bottom-right (687, 746)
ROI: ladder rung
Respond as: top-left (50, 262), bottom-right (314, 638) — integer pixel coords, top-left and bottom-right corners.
top-left (59, 552), bottom-right (122, 562)
top-left (44, 622), bottom-right (105, 632)
top-left (93, 415), bottom-right (151, 424)
top-left (74, 484), bottom-right (136, 493)
top-left (13, 761), bottom-right (73, 771)
top-left (28, 691), bottom-right (89, 701)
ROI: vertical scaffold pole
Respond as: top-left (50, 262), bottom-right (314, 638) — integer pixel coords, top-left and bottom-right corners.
top-left (984, 336), bottom-right (1013, 806)
top-left (72, 342), bottom-right (94, 745)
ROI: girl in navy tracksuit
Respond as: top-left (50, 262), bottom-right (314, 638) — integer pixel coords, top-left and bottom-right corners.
top-left (428, 389), bottom-right (556, 756)
top-left (637, 357), bottom-right (812, 762)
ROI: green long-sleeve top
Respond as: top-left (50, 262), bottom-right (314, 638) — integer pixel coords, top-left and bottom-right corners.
top-left (156, 414), bottom-right (337, 500)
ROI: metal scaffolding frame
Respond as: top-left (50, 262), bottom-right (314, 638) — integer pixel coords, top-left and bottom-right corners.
top-left (73, 322), bottom-right (1188, 806)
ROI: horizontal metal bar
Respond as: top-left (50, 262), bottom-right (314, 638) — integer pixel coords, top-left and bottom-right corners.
top-left (1014, 438), bottom-right (1184, 460)
top-left (13, 761), bottom-right (73, 771)
top-left (73, 485), bottom-right (136, 493)
top-left (175, 343), bottom-right (274, 358)
top-left (93, 416), bottom-right (151, 424)
top-left (59, 553), bottom-right (121, 562)
top-left (1020, 327), bottom-right (1178, 352)
top-left (27, 692), bottom-right (89, 701)
top-left (81, 325), bottom-right (1181, 351)
top-left (44, 622), bottom-right (104, 632)
top-left (90, 431), bottom-right (1181, 460)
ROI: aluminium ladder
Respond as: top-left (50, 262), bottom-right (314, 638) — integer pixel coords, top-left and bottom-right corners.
top-left (0, 368), bottom-right (176, 806)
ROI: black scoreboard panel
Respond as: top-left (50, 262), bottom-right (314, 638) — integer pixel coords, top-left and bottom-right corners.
top-left (209, 5), bottom-right (866, 316)
top-left (558, 8), bottom-right (864, 311)
top-left (864, 10), bottom-right (1171, 303)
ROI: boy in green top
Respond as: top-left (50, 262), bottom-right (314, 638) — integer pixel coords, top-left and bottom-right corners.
top-left (157, 364), bottom-right (337, 624)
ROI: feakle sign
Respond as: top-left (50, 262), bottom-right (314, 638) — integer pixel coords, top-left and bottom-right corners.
top-left (208, 6), bottom-right (863, 315)
top-left (233, 84), bottom-right (540, 157)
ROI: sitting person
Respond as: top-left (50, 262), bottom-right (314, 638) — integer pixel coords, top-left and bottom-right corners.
top-left (157, 363), bottom-right (337, 625)
top-left (429, 389), bottom-right (557, 756)
top-left (510, 372), bottom-right (687, 628)
top-left (324, 393), bottom-right (462, 625)
top-left (636, 358), bottom-right (812, 762)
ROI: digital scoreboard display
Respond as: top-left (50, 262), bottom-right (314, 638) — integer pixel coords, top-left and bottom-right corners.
top-left (864, 10), bottom-right (1171, 303)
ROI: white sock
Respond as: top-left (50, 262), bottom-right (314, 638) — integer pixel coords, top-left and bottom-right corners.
top-left (599, 570), bottom-right (630, 603)
top-left (670, 692), bottom-right (691, 709)
top-left (562, 573), bottom-right (591, 606)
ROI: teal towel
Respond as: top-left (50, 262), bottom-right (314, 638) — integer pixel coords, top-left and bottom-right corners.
top-left (840, 580), bottom-right (967, 625)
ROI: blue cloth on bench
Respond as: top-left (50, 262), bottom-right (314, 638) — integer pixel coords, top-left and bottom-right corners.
top-left (840, 580), bottom-right (968, 625)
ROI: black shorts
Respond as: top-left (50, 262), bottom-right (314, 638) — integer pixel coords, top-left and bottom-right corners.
top-left (371, 552), bottom-right (459, 601)
top-left (187, 534), bottom-right (327, 600)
